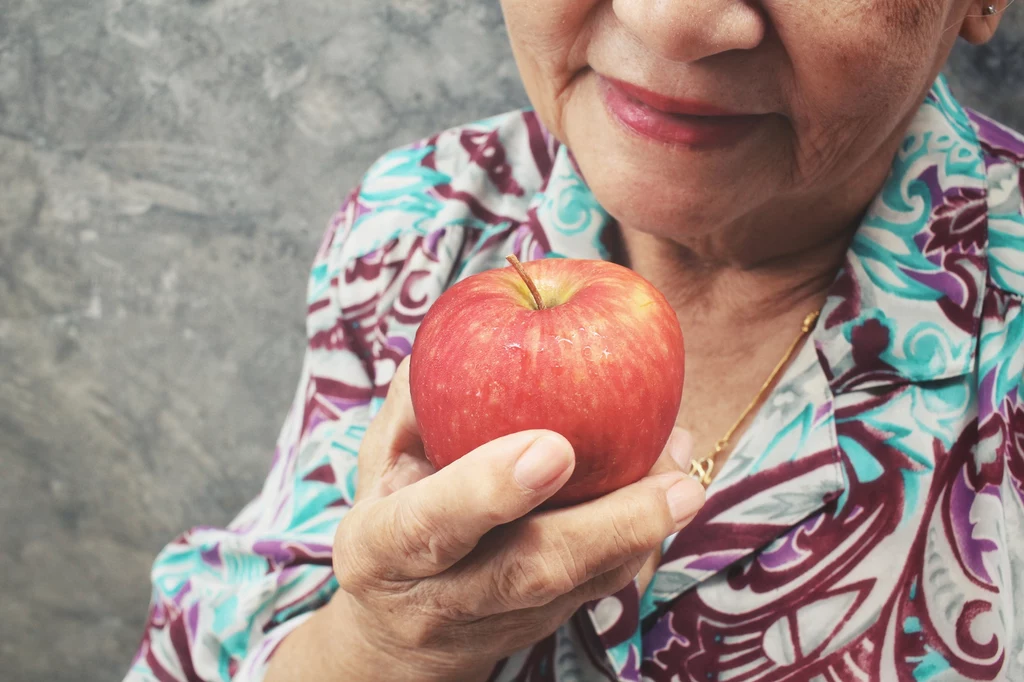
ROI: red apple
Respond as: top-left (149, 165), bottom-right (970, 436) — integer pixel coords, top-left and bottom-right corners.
top-left (409, 255), bottom-right (685, 506)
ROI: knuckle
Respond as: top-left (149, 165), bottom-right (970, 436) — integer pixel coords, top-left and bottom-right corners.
top-left (545, 527), bottom-right (589, 587)
top-left (495, 537), bottom-right (577, 608)
top-left (402, 613), bottom-right (443, 649)
top-left (392, 497), bottom-right (465, 568)
top-left (480, 505), bottom-right (511, 531)
top-left (610, 493), bottom-right (659, 554)
top-left (493, 554), bottom-right (542, 608)
top-left (476, 478), bottom-right (515, 526)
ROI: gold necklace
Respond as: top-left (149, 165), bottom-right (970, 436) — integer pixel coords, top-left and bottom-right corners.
top-left (688, 310), bottom-right (821, 488)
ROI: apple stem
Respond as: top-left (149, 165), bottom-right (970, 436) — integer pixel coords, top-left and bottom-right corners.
top-left (506, 254), bottom-right (546, 310)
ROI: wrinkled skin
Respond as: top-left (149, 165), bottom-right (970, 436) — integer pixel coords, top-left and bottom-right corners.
top-left (500, 0), bottom-right (1005, 264)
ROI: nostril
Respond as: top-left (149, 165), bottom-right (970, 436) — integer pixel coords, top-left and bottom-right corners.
top-left (612, 0), bottom-right (767, 63)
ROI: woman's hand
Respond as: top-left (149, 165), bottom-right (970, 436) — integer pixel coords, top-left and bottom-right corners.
top-left (267, 359), bottom-right (705, 682)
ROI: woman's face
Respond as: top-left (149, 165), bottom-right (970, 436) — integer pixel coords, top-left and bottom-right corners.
top-left (500, 0), bottom-right (1000, 251)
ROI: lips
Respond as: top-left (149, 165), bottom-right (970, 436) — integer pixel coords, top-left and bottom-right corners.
top-left (599, 76), bottom-right (766, 148)
top-left (604, 78), bottom-right (746, 117)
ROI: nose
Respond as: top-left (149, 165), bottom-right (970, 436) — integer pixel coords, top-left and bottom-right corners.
top-left (612, 0), bottom-right (766, 62)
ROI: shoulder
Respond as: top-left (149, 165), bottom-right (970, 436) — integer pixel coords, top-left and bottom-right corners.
top-left (304, 110), bottom-right (559, 386)
top-left (327, 109), bottom-right (556, 266)
top-left (966, 111), bottom-right (1024, 296)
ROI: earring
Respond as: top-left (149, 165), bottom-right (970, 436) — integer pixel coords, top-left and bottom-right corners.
top-left (983, 4), bottom-right (997, 13)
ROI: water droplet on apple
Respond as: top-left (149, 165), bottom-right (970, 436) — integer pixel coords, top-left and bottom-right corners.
top-left (582, 346), bottom-right (592, 360)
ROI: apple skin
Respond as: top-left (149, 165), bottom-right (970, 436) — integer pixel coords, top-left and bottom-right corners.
top-left (409, 257), bottom-right (685, 506)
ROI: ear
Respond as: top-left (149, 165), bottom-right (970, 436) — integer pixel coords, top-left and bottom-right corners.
top-left (959, 1), bottom-right (1004, 44)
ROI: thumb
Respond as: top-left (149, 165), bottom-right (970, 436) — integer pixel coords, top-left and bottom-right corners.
top-left (342, 430), bottom-right (576, 582)
top-left (361, 452), bottom-right (437, 502)
top-left (354, 358), bottom-right (428, 503)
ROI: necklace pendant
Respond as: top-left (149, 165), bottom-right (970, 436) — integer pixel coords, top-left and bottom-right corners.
top-left (689, 457), bottom-right (715, 488)
top-left (802, 310), bottom-right (821, 333)
top-left (686, 307), bottom-right (821, 491)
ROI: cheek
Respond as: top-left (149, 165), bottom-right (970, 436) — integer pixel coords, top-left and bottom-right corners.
top-left (769, 0), bottom-right (954, 172)
top-left (499, 0), bottom-right (600, 137)
top-left (776, 0), bottom-right (951, 115)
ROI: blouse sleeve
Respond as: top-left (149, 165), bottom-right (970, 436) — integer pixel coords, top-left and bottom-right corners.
top-left (125, 190), bottom-right (394, 681)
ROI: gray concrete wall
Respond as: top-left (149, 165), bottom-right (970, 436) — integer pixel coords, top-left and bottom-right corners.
top-left (0, 2), bottom-right (1020, 680)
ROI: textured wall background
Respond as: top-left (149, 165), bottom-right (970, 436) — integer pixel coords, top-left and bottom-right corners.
top-left (0, 1), bottom-right (1020, 680)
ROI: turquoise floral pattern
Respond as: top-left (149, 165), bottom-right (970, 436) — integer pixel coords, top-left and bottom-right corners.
top-left (127, 77), bottom-right (1024, 681)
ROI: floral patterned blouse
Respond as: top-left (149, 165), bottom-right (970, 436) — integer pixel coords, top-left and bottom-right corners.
top-left (127, 76), bottom-right (1024, 682)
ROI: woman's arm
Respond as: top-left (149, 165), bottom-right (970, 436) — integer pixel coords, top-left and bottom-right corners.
top-left (125, 191), bottom-right (379, 681)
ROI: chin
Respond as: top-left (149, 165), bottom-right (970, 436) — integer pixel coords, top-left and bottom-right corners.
top-left (600, 177), bottom-right (720, 238)
top-left (559, 87), bottom-right (762, 241)
top-left (570, 139), bottom-right (734, 240)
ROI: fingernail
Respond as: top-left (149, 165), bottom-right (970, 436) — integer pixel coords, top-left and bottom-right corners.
top-left (666, 477), bottom-right (705, 528)
top-left (514, 435), bottom-right (574, 491)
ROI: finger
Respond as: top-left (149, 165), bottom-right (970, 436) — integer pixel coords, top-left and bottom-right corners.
top-left (565, 552), bottom-right (648, 608)
top-left (467, 471), bottom-right (704, 612)
top-left (334, 430), bottom-right (576, 589)
top-left (647, 427), bottom-right (694, 477)
top-left (483, 552), bottom-right (650, 650)
top-left (355, 357), bottom-right (424, 503)
top-left (642, 428), bottom-right (694, 578)
top-left (362, 452), bottom-right (436, 500)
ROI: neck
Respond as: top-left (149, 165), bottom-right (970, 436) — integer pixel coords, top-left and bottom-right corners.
top-left (610, 122), bottom-right (903, 462)
top-left (618, 224), bottom-right (849, 334)
top-left (617, 221), bottom-right (852, 458)
top-left (614, 118), bottom-right (898, 331)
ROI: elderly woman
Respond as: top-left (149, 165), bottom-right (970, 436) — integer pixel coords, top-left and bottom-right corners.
top-left (128, 1), bottom-right (1024, 681)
